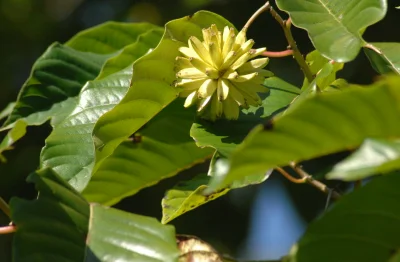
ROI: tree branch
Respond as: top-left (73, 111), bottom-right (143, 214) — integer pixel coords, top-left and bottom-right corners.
top-left (243, 2), bottom-right (271, 30)
top-left (0, 224), bottom-right (16, 234)
top-left (262, 49), bottom-right (294, 57)
top-left (267, 6), bottom-right (314, 82)
top-left (290, 162), bottom-right (341, 200)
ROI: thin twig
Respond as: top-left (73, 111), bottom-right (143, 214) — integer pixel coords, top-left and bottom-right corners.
top-left (0, 224), bottom-right (16, 234)
top-left (243, 2), bottom-right (271, 30)
top-left (290, 162), bottom-right (341, 200)
top-left (262, 49), bottom-right (294, 57)
top-left (267, 5), bottom-right (314, 82)
top-left (0, 197), bottom-right (10, 218)
top-left (275, 167), bottom-right (307, 184)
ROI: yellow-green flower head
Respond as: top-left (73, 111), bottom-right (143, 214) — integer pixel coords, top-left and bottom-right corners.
top-left (175, 24), bottom-right (272, 121)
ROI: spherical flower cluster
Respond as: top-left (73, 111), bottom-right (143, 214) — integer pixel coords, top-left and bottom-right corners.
top-left (175, 24), bottom-right (272, 121)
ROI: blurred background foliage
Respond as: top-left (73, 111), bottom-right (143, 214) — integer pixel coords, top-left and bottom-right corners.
top-left (0, 0), bottom-right (399, 260)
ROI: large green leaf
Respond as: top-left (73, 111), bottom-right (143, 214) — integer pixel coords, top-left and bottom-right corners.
top-left (326, 138), bottom-right (400, 181)
top-left (97, 29), bottom-right (163, 79)
top-left (2, 43), bottom-right (110, 129)
top-left (10, 169), bottom-right (89, 261)
top-left (83, 100), bottom-right (213, 205)
top-left (88, 205), bottom-right (179, 262)
top-left (286, 172), bottom-right (400, 262)
top-left (40, 27), bottom-right (163, 192)
top-left (92, 11), bottom-right (235, 169)
top-left (66, 22), bottom-right (157, 54)
top-left (208, 76), bottom-right (400, 189)
top-left (190, 77), bottom-right (300, 157)
top-left (10, 168), bottom-right (179, 262)
top-left (40, 68), bottom-right (132, 191)
top-left (276, 0), bottom-right (387, 62)
top-left (364, 43), bottom-right (400, 74)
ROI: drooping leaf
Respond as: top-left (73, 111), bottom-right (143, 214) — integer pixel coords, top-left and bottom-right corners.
top-left (276, 0), bottom-right (387, 62)
top-left (162, 173), bottom-right (229, 224)
top-left (190, 77), bottom-right (300, 157)
top-left (326, 138), bottom-right (400, 181)
top-left (286, 172), bottom-right (400, 262)
top-left (364, 43), bottom-right (400, 74)
top-left (92, 11), bottom-right (235, 169)
top-left (208, 75), bottom-right (400, 189)
top-left (0, 120), bottom-right (27, 162)
top-left (83, 100), bottom-right (213, 205)
top-left (10, 168), bottom-right (179, 262)
top-left (162, 153), bottom-right (270, 224)
top-left (40, 26), bottom-right (163, 192)
top-left (2, 43), bottom-right (111, 129)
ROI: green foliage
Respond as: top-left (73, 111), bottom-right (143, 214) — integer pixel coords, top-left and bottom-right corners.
top-left (2, 1), bottom-right (400, 261)
top-left (286, 172), bottom-right (400, 262)
top-left (276, 0), bottom-right (387, 62)
top-left (11, 169), bottom-right (179, 262)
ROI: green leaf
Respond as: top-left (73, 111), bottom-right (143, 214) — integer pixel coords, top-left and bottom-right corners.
top-left (162, 173), bottom-right (229, 224)
top-left (40, 25), bottom-right (163, 192)
top-left (2, 43), bottom-right (111, 129)
top-left (276, 0), bottom-right (387, 62)
top-left (10, 168), bottom-right (90, 261)
top-left (162, 153), bottom-right (270, 223)
top-left (0, 120), bottom-right (27, 162)
top-left (364, 43), bottom-right (400, 74)
top-left (286, 172), bottom-right (400, 262)
top-left (326, 138), bottom-right (400, 181)
top-left (97, 28), bottom-right (164, 79)
top-left (66, 22), bottom-right (158, 54)
top-left (209, 76), bottom-right (400, 189)
top-left (88, 204), bottom-right (179, 262)
top-left (83, 100), bottom-right (213, 205)
top-left (302, 50), bottom-right (344, 90)
top-left (93, 11), bottom-right (235, 169)
top-left (10, 168), bottom-right (179, 262)
top-left (190, 77), bottom-right (300, 157)
top-left (40, 68), bottom-right (132, 192)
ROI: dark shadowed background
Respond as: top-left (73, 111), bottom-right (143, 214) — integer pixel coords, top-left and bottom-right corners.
top-left (0, 0), bottom-right (399, 260)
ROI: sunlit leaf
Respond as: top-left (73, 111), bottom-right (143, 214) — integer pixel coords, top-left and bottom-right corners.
top-left (276, 0), bottom-right (387, 62)
top-left (326, 138), bottom-right (400, 181)
top-left (286, 172), bottom-right (400, 262)
top-left (208, 76), bottom-right (400, 189)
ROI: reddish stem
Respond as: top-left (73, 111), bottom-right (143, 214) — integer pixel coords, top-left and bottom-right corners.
top-left (262, 49), bottom-right (294, 58)
top-left (0, 225), bottom-right (16, 234)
